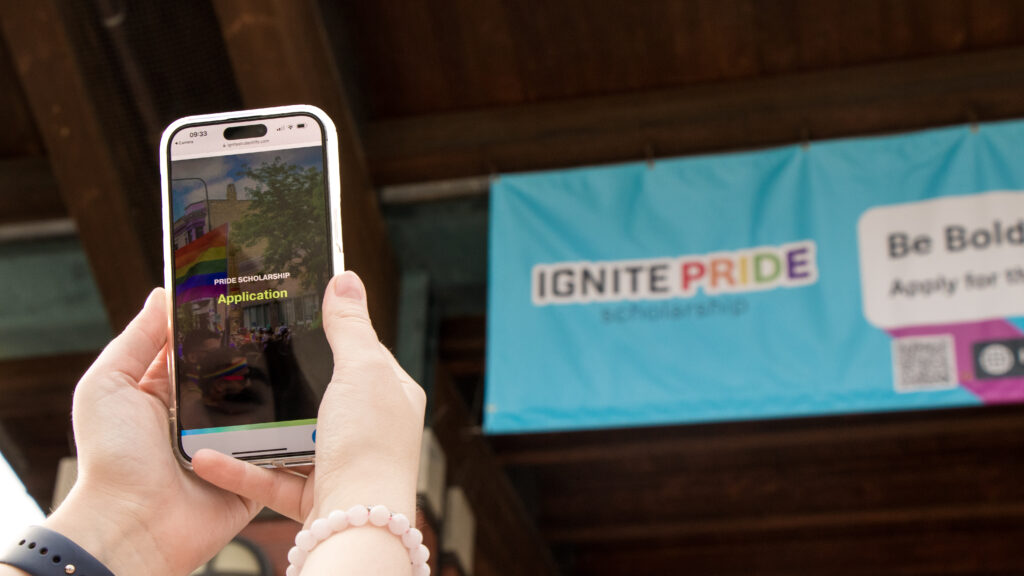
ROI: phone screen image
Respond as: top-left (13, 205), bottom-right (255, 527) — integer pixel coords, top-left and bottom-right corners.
top-left (166, 113), bottom-right (334, 462)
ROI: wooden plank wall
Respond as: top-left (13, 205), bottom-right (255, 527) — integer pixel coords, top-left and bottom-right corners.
top-left (444, 316), bottom-right (1024, 575)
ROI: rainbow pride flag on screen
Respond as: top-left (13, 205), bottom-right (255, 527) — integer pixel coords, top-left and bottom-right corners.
top-left (175, 223), bottom-right (228, 305)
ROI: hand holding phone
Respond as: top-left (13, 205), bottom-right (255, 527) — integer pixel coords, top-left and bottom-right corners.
top-left (192, 272), bottom-right (427, 531)
top-left (36, 289), bottom-right (261, 576)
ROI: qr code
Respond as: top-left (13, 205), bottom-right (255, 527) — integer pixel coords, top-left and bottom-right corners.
top-left (892, 335), bottom-right (958, 392)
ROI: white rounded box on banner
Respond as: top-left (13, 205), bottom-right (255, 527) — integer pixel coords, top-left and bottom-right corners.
top-left (858, 190), bottom-right (1024, 329)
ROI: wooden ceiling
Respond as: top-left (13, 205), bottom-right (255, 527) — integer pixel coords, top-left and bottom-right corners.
top-left (349, 1), bottom-right (1024, 186)
top-left (3, 1), bottom-right (1024, 575)
top-left (348, 0), bottom-right (1024, 119)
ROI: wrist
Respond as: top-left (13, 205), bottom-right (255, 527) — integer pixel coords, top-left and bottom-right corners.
top-left (313, 460), bottom-right (417, 522)
top-left (43, 487), bottom-right (158, 576)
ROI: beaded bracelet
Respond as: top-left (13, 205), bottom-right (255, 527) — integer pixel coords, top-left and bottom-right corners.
top-left (285, 505), bottom-right (430, 576)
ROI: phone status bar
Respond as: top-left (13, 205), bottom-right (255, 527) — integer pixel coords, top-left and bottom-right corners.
top-left (171, 115), bottom-right (323, 160)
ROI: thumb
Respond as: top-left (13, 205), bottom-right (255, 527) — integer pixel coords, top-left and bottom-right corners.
top-left (322, 272), bottom-right (387, 379)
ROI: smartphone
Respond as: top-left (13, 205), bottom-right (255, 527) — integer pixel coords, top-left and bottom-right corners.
top-left (159, 105), bottom-right (343, 468)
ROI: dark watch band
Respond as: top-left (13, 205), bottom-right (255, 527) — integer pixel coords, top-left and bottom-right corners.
top-left (0, 526), bottom-right (115, 576)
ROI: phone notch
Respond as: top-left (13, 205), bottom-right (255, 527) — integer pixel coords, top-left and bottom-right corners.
top-left (223, 124), bottom-right (268, 140)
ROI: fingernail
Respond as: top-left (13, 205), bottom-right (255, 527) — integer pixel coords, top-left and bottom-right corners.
top-left (145, 287), bottom-right (162, 309)
top-left (333, 271), bottom-right (365, 301)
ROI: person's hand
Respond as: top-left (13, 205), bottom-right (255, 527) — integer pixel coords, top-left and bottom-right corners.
top-left (42, 288), bottom-right (262, 576)
top-left (193, 271), bottom-right (426, 528)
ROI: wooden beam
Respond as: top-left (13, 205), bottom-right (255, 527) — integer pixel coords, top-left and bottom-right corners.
top-left (431, 371), bottom-right (560, 576)
top-left (543, 502), bottom-right (1024, 545)
top-left (1, 2), bottom-right (158, 330)
top-left (0, 416), bottom-right (69, 512)
top-left (489, 404), bottom-right (1024, 466)
top-left (0, 352), bottom-right (95, 509)
top-left (0, 32), bottom-right (44, 157)
top-left (568, 516), bottom-right (1024, 576)
top-left (365, 46), bottom-right (1024, 185)
top-left (0, 156), bottom-right (65, 225)
top-left (212, 0), bottom-right (398, 346)
top-left (0, 352), bottom-right (93, 419)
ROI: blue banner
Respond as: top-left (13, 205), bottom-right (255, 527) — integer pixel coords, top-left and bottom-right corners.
top-left (486, 120), bottom-right (1024, 434)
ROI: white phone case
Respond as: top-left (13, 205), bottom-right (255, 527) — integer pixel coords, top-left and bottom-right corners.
top-left (159, 105), bottom-right (343, 469)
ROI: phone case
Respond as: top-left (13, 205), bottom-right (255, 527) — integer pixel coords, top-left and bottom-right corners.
top-left (159, 105), bottom-right (343, 469)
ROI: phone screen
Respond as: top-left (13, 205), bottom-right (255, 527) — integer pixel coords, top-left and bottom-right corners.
top-left (166, 113), bottom-right (333, 462)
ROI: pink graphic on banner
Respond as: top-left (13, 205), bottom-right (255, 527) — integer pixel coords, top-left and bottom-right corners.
top-left (889, 319), bottom-right (1024, 404)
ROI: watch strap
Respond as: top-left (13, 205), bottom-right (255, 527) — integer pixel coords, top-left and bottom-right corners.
top-left (0, 526), bottom-right (115, 576)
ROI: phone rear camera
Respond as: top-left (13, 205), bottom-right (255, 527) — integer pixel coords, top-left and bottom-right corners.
top-left (224, 124), bottom-right (268, 140)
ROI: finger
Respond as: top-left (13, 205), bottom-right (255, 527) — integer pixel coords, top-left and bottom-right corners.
top-left (192, 449), bottom-right (307, 522)
top-left (82, 288), bottom-right (168, 388)
top-left (138, 345), bottom-right (171, 407)
top-left (322, 272), bottom-right (390, 380)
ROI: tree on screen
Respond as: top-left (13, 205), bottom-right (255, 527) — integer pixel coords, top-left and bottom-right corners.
top-left (232, 158), bottom-right (329, 292)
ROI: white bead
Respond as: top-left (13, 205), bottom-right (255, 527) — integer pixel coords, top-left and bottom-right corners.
top-left (310, 518), bottom-right (332, 541)
top-left (402, 527), bottom-right (423, 549)
top-left (387, 513), bottom-right (410, 535)
top-left (347, 505), bottom-right (369, 526)
top-left (410, 543), bottom-right (430, 565)
top-left (286, 546), bottom-right (307, 567)
top-left (292, 507), bottom-right (429, 576)
top-left (369, 505), bottom-right (391, 526)
top-left (327, 509), bottom-right (349, 531)
top-left (295, 529), bottom-right (317, 552)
